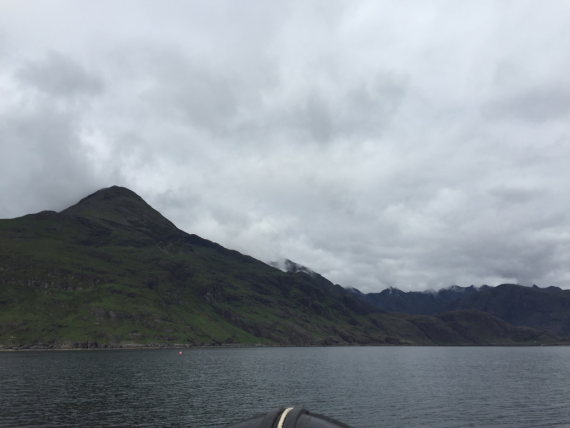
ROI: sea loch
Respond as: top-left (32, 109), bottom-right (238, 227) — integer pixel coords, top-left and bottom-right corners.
top-left (2, 346), bottom-right (570, 428)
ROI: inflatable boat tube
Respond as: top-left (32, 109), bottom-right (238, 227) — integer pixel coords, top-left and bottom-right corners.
top-left (226, 407), bottom-right (352, 428)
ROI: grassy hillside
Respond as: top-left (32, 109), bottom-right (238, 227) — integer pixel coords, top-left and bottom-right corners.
top-left (0, 187), bottom-right (557, 348)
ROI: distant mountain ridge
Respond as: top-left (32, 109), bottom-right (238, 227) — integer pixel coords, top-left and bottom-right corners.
top-left (0, 186), bottom-right (561, 348)
top-left (362, 284), bottom-right (570, 336)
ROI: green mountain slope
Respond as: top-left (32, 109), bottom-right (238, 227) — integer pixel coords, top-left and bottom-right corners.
top-left (0, 186), bottom-right (557, 348)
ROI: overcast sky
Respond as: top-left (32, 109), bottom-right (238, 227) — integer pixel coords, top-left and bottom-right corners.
top-left (2, 1), bottom-right (570, 292)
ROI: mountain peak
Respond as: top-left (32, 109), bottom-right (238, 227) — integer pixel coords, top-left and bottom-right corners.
top-left (61, 186), bottom-right (178, 235)
top-left (72, 185), bottom-right (142, 203)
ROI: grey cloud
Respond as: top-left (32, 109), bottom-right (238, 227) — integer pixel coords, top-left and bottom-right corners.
top-left (286, 75), bottom-right (406, 143)
top-left (485, 86), bottom-right (570, 123)
top-left (17, 51), bottom-right (104, 99)
top-left (0, 103), bottom-right (103, 217)
top-left (149, 63), bottom-right (239, 135)
top-left (105, 45), bottom-right (406, 146)
top-left (488, 185), bottom-right (544, 205)
top-left (0, 54), bottom-right (111, 217)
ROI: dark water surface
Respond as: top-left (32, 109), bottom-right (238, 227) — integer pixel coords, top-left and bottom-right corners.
top-left (1, 346), bottom-right (570, 427)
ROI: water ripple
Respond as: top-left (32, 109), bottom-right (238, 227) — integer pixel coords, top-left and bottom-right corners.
top-left (1, 347), bottom-right (570, 427)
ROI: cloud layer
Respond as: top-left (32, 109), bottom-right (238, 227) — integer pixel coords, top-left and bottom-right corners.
top-left (2, 0), bottom-right (570, 291)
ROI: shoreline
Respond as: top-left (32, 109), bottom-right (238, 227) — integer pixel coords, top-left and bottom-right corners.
top-left (2, 341), bottom-right (569, 352)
